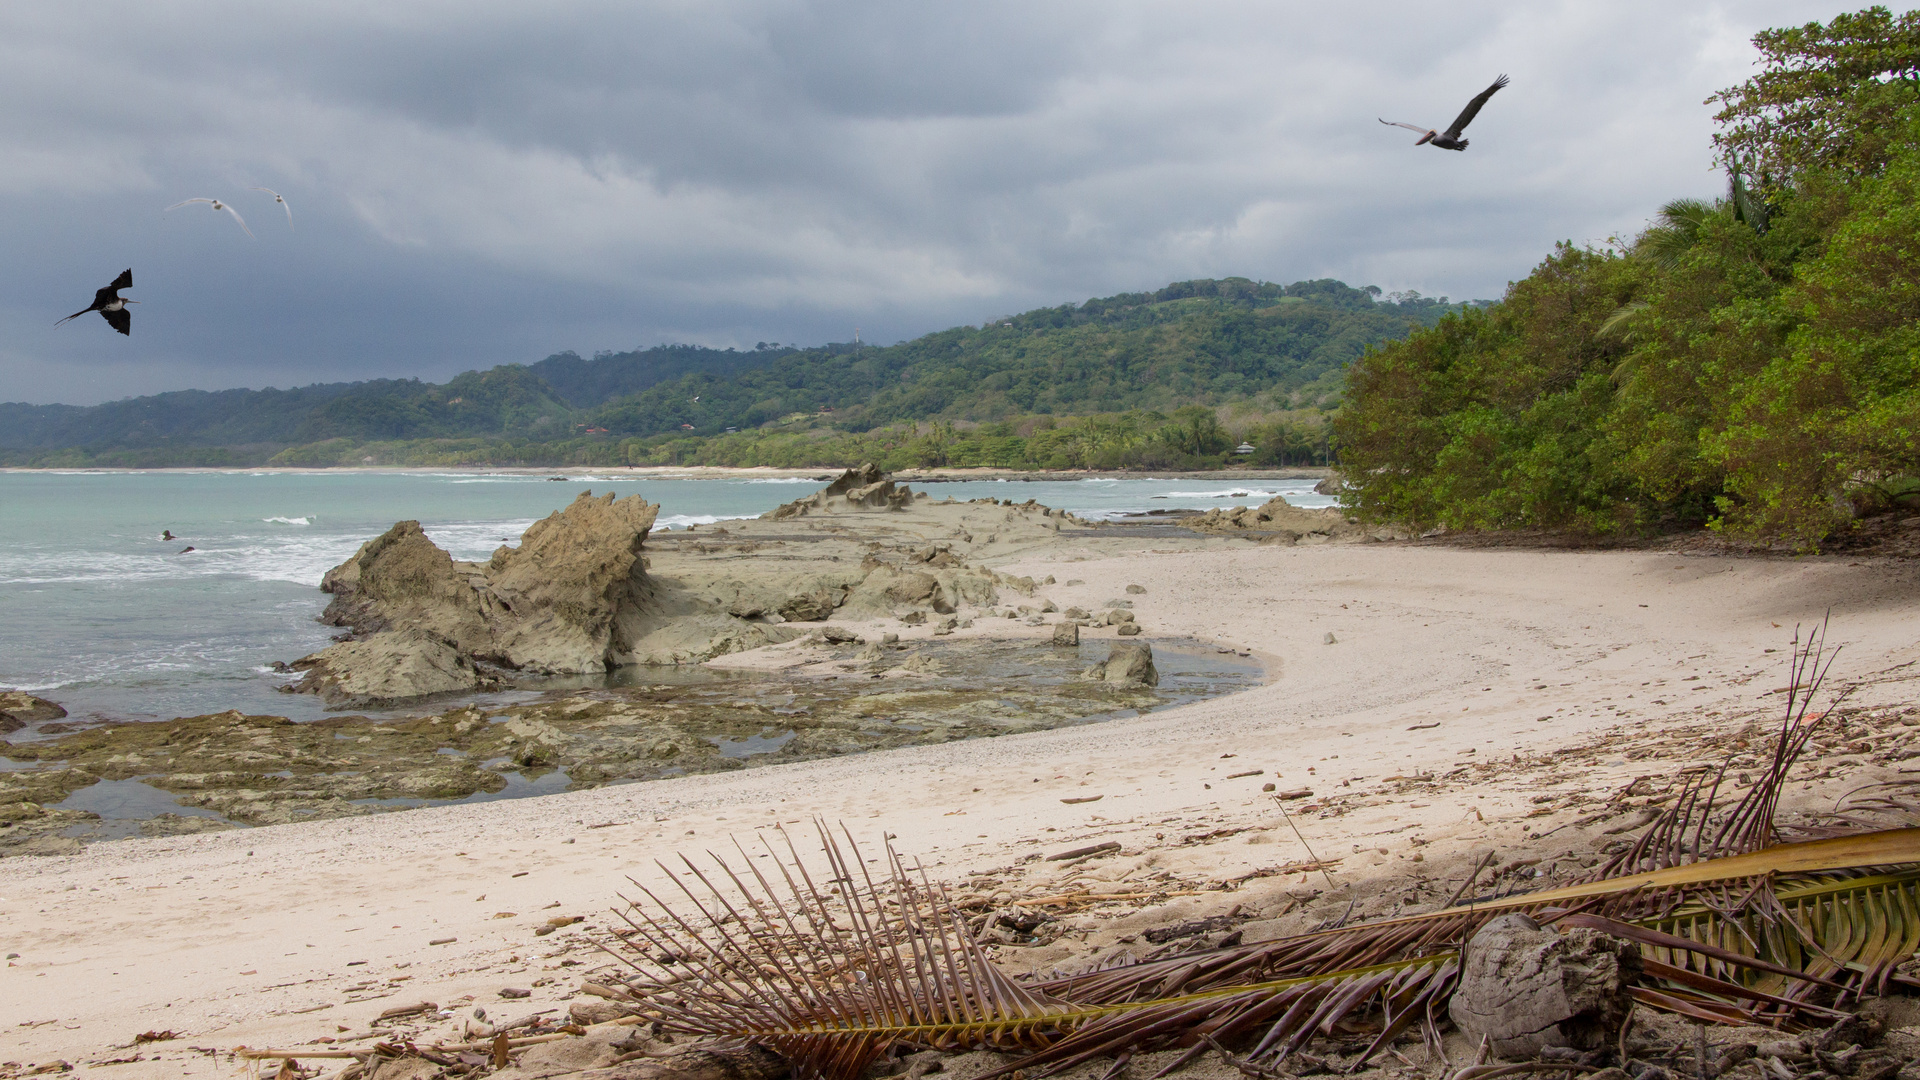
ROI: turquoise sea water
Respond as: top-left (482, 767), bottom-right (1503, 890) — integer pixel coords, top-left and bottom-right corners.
top-left (0, 470), bottom-right (1325, 723)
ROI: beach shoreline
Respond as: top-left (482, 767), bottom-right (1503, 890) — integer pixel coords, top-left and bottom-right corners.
top-left (4, 540), bottom-right (1919, 1078)
top-left (0, 464), bottom-right (1335, 483)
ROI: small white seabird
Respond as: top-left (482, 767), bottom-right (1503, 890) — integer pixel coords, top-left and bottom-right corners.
top-left (166, 198), bottom-right (255, 238)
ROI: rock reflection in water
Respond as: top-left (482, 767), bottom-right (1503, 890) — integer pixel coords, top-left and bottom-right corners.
top-left (0, 638), bottom-right (1258, 854)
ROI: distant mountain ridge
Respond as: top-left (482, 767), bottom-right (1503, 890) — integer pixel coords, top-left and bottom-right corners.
top-left (0, 277), bottom-right (1476, 454)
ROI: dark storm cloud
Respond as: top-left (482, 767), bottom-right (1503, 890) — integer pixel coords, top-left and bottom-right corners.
top-left (0, 2), bottom-right (1840, 404)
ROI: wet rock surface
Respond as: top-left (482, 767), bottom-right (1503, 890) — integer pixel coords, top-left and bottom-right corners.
top-left (0, 691), bottom-right (65, 734)
top-left (0, 638), bottom-right (1254, 856)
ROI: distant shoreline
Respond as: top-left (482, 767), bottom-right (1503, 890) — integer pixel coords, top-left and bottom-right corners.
top-left (0, 464), bottom-right (1336, 482)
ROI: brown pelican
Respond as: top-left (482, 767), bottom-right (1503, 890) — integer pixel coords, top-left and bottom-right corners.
top-left (1380, 75), bottom-right (1509, 151)
top-left (56, 269), bottom-right (137, 336)
top-left (166, 197), bottom-right (255, 238)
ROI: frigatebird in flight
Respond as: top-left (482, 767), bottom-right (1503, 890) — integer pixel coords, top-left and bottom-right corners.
top-left (56, 269), bottom-right (137, 336)
top-left (1380, 75), bottom-right (1509, 151)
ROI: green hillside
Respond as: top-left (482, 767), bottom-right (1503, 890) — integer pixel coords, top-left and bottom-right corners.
top-left (584, 279), bottom-right (1464, 437)
top-left (0, 277), bottom-right (1475, 468)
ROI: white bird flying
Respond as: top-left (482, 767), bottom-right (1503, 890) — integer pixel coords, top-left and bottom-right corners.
top-left (166, 198), bottom-right (255, 238)
top-left (251, 187), bottom-right (293, 227)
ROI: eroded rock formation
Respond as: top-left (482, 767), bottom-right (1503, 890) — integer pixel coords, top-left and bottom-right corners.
top-left (291, 492), bottom-right (696, 704)
top-left (1187, 495), bottom-right (1406, 545)
top-left (284, 475), bottom-right (1027, 704)
top-left (0, 691), bottom-right (66, 734)
top-left (766, 462), bottom-right (922, 518)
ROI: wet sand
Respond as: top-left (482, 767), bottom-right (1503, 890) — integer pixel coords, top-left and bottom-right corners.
top-left (4, 541), bottom-right (1919, 1076)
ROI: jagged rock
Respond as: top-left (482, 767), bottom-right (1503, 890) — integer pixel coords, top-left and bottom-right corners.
top-left (1051, 623), bottom-right (1080, 647)
top-left (0, 692), bottom-right (66, 733)
top-left (1313, 474), bottom-right (1346, 496)
top-left (1449, 913), bottom-right (1640, 1059)
top-left (319, 520), bottom-right (493, 653)
top-left (1083, 642), bottom-right (1157, 687)
top-left (292, 492), bottom-right (667, 701)
top-left (290, 628), bottom-right (495, 705)
top-left (486, 492), bottom-right (662, 673)
top-left (765, 463), bottom-right (919, 518)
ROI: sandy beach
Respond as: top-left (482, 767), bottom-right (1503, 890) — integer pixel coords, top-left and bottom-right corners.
top-left (6, 538), bottom-right (1920, 1077)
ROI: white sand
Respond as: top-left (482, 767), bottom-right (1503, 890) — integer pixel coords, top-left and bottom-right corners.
top-left (5, 543), bottom-right (1919, 1075)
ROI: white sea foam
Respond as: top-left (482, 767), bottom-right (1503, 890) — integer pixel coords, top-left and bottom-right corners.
top-left (739, 477), bottom-right (828, 485)
top-left (657, 513), bottom-right (757, 530)
top-left (1162, 488), bottom-right (1284, 499)
top-left (262, 516), bottom-right (312, 525)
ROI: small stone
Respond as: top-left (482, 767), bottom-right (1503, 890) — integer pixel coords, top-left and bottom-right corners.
top-left (1261, 783), bottom-right (1276, 792)
top-left (1051, 623), bottom-right (1080, 647)
top-left (1125, 584), bottom-right (1146, 594)
top-left (1324, 632), bottom-right (1337, 644)
top-left (1117, 623), bottom-right (1142, 636)
top-left (881, 633), bottom-right (899, 644)
top-left (499, 987), bottom-right (531, 999)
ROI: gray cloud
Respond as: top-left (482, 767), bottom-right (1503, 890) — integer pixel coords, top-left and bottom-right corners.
top-left (0, 1), bottom-right (1837, 404)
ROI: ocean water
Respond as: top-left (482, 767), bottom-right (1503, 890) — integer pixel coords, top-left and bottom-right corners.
top-left (0, 470), bottom-right (1327, 722)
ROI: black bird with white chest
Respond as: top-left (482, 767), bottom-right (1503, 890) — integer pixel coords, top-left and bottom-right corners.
top-left (1380, 75), bottom-right (1509, 151)
top-left (57, 269), bottom-right (137, 336)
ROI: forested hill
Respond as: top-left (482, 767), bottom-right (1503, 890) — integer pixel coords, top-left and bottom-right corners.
top-left (0, 277), bottom-right (1472, 454)
top-left (0, 344), bottom-right (778, 451)
top-left (590, 279), bottom-right (1466, 437)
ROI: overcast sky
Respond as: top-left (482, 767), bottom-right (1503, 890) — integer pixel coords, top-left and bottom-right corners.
top-left (0, 1), bottom-right (1849, 405)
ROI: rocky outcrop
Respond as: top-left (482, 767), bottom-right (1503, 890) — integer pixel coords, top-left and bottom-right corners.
top-left (291, 492), bottom-right (674, 703)
top-left (1084, 642), bottom-right (1157, 687)
top-left (1187, 495), bottom-right (1406, 544)
top-left (765, 463), bottom-right (922, 518)
top-left (0, 691), bottom-right (66, 734)
top-left (319, 520), bottom-right (493, 653)
top-left (288, 628), bottom-right (497, 705)
top-left (487, 491), bottom-right (661, 672)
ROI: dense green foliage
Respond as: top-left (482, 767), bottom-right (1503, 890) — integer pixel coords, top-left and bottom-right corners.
top-left (0, 344), bottom-right (776, 451)
top-left (1336, 6), bottom-right (1920, 548)
top-left (583, 279), bottom-right (1463, 438)
top-left (2, 278), bottom-right (1466, 468)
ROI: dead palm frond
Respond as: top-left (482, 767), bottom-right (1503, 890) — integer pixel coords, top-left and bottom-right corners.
top-left (607, 623), bottom-right (1920, 1080)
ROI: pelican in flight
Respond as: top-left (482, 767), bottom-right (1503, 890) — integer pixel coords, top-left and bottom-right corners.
top-left (251, 187), bottom-right (293, 227)
top-left (166, 197), bottom-right (254, 238)
top-left (56, 269), bottom-right (137, 336)
top-left (1380, 75), bottom-right (1509, 151)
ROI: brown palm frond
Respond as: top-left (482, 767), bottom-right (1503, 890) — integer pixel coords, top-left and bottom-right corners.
top-left (606, 824), bottom-right (1078, 1080)
top-left (609, 626), bottom-right (1920, 1080)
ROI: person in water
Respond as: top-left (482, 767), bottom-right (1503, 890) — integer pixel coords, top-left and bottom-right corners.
top-left (161, 529), bottom-right (175, 541)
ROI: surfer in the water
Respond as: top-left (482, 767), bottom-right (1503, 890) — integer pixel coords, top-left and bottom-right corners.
top-left (161, 530), bottom-right (175, 541)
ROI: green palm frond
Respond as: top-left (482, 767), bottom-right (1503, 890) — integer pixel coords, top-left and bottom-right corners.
top-left (608, 624), bottom-right (1920, 1080)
